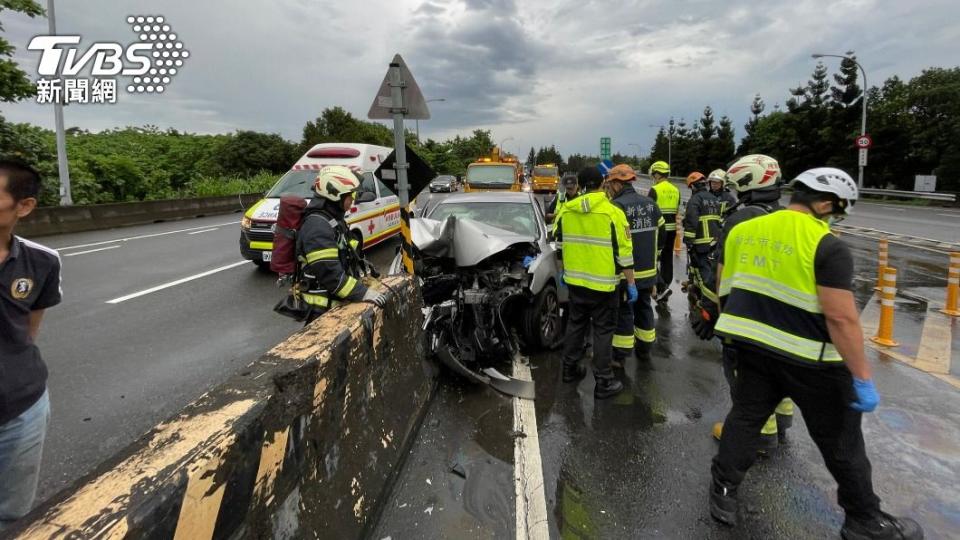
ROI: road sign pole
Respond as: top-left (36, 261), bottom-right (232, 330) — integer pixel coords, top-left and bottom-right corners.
top-left (48, 0), bottom-right (72, 206)
top-left (388, 62), bottom-right (414, 274)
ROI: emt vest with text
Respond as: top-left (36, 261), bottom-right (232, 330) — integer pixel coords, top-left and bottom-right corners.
top-left (651, 181), bottom-right (680, 231)
top-left (714, 210), bottom-right (841, 364)
top-left (557, 192), bottom-right (634, 293)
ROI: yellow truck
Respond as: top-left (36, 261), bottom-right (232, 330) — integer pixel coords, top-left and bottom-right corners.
top-left (530, 164), bottom-right (559, 193)
top-left (463, 148), bottom-right (523, 192)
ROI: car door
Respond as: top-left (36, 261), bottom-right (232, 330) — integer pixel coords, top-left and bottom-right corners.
top-left (347, 172), bottom-right (381, 243)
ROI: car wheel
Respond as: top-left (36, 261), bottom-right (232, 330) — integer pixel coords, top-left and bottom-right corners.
top-left (523, 283), bottom-right (562, 350)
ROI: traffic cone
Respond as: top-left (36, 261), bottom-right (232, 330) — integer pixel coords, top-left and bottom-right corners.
top-left (674, 215), bottom-right (682, 254)
top-left (871, 267), bottom-right (899, 347)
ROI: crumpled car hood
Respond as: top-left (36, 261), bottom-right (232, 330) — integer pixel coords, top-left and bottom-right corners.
top-left (411, 216), bottom-right (537, 267)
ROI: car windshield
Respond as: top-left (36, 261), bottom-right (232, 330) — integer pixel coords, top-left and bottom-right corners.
top-left (433, 176), bottom-right (453, 184)
top-left (428, 202), bottom-right (539, 238)
top-left (533, 167), bottom-right (557, 177)
top-left (466, 165), bottom-right (516, 186)
top-left (266, 170), bottom-right (377, 199)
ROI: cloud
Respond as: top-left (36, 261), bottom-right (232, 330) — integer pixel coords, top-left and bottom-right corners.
top-left (1, 0), bottom-right (957, 157)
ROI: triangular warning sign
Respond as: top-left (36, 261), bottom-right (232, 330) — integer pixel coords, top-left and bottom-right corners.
top-left (367, 54), bottom-right (431, 121)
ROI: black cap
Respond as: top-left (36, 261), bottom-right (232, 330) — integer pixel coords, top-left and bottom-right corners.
top-left (561, 173), bottom-right (578, 188)
top-left (577, 167), bottom-right (603, 191)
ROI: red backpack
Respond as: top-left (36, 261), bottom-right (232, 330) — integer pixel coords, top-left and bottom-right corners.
top-left (270, 196), bottom-right (308, 275)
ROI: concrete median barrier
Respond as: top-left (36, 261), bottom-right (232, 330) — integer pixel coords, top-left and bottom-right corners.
top-left (9, 275), bottom-right (435, 539)
top-left (19, 193), bottom-right (264, 237)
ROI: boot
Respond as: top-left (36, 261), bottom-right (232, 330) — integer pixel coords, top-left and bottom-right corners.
top-left (709, 479), bottom-right (738, 526)
top-left (840, 512), bottom-right (924, 540)
top-left (635, 341), bottom-right (653, 361)
top-left (562, 362), bottom-right (587, 383)
top-left (776, 413), bottom-right (793, 445)
top-left (593, 373), bottom-right (624, 399)
top-left (756, 432), bottom-right (778, 458)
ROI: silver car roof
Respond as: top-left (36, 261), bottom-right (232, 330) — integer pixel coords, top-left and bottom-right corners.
top-left (431, 192), bottom-right (536, 206)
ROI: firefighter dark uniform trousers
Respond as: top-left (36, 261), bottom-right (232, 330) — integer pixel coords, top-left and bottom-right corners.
top-left (611, 184), bottom-right (664, 358)
top-left (712, 210), bottom-right (881, 520)
top-left (296, 199), bottom-right (368, 322)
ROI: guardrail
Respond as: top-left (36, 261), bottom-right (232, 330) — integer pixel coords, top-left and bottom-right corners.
top-left (11, 275), bottom-right (433, 539)
top-left (859, 188), bottom-right (956, 202)
top-left (20, 193), bottom-right (265, 237)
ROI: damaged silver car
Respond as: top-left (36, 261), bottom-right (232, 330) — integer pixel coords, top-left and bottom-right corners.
top-left (389, 192), bottom-right (566, 397)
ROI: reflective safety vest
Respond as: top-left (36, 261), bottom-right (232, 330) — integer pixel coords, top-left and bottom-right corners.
top-left (557, 192), bottom-right (634, 292)
top-left (651, 181), bottom-right (680, 231)
top-left (714, 209), bottom-right (841, 364)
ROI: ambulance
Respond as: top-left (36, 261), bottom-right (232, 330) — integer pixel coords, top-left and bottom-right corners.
top-left (239, 143), bottom-right (401, 269)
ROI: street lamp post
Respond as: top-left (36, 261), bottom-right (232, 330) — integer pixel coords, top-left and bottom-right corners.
top-left (499, 136), bottom-right (514, 155)
top-left (813, 53), bottom-right (868, 189)
top-left (416, 97), bottom-right (446, 144)
top-left (48, 0), bottom-right (72, 205)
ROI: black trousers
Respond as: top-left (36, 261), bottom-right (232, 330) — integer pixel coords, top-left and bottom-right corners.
top-left (614, 283), bottom-right (656, 358)
top-left (711, 347), bottom-right (881, 520)
top-left (562, 284), bottom-right (618, 378)
top-left (658, 231), bottom-right (677, 291)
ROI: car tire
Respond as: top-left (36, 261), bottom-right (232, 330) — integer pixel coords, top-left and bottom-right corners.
top-left (523, 283), bottom-right (562, 350)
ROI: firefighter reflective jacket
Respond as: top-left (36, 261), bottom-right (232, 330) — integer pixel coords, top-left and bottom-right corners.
top-left (714, 210), bottom-right (842, 364)
top-left (296, 199), bottom-right (368, 310)
top-left (556, 192), bottom-right (634, 292)
top-left (683, 189), bottom-right (722, 253)
top-left (648, 180), bottom-right (680, 231)
top-left (611, 184), bottom-right (664, 290)
top-left (714, 189), bottom-right (738, 217)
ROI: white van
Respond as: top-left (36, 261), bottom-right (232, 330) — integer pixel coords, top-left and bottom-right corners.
top-left (239, 143), bottom-right (401, 268)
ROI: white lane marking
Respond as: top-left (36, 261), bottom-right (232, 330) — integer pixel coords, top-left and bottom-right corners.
top-left (513, 354), bottom-right (548, 540)
top-left (62, 245), bottom-right (121, 257)
top-left (105, 260), bottom-right (249, 304)
top-left (880, 206), bottom-right (906, 212)
top-left (937, 213), bottom-right (960, 217)
top-left (187, 228), bottom-right (219, 235)
top-left (56, 221), bottom-right (240, 251)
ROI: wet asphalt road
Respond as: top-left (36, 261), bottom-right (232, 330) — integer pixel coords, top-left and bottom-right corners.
top-left (31, 214), bottom-right (399, 503)
top-left (373, 233), bottom-right (960, 539)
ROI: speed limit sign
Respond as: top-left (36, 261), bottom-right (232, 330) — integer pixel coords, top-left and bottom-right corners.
top-left (855, 135), bottom-right (873, 149)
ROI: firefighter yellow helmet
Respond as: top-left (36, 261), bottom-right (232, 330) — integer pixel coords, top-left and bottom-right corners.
top-left (648, 161), bottom-right (670, 176)
top-left (313, 165), bottom-right (361, 202)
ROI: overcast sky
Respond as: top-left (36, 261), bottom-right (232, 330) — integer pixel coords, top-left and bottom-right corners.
top-left (3, 0), bottom-right (959, 157)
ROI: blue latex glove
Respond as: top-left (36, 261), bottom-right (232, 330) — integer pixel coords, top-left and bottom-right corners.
top-left (522, 255), bottom-right (535, 268)
top-left (558, 270), bottom-right (566, 288)
top-left (627, 283), bottom-right (638, 304)
top-left (850, 378), bottom-right (879, 412)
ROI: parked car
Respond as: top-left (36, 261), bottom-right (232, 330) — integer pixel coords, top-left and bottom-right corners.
top-left (429, 175), bottom-right (460, 193)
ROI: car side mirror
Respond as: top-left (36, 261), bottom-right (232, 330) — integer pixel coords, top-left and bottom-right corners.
top-left (356, 191), bottom-right (376, 203)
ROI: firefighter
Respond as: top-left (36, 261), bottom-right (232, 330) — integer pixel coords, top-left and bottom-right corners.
top-left (708, 166), bottom-right (923, 540)
top-left (556, 166), bottom-right (636, 399)
top-left (605, 164), bottom-right (665, 363)
top-left (700, 156), bottom-right (794, 453)
top-left (682, 171), bottom-right (721, 279)
top-left (708, 169), bottom-right (738, 217)
top-left (297, 166), bottom-right (386, 323)
top-left (546, 173), bottom-right (578, 223)
top-left (647, 161), bottom-right (679, 305)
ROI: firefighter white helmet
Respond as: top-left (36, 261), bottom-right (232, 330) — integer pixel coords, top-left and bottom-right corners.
top-left (313, 165), bottom-right (361, 202)
top-left (726, 155), bottom-right (781, 193)
top-left (789, 167), bottom-right (859, 214)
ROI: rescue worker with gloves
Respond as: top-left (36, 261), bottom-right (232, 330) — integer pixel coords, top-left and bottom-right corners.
top-left (555, 166), bottom-right (636, 399)
top-left (647, 161), bottom-right (680, 305)
top-left (703, 156), bottom-right (793, 454)
top-left (297, 165), bottom-right (386, 323)
top-left (708, 165), bottom-right (923, 540)
top-left (682, 171), bottom-right (722, 298)
top-left (605, 164), bottom-right (665, 363)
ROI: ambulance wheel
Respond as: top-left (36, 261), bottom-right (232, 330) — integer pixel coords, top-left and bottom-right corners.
top-left (523, 283), bottom-right (562, 350)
